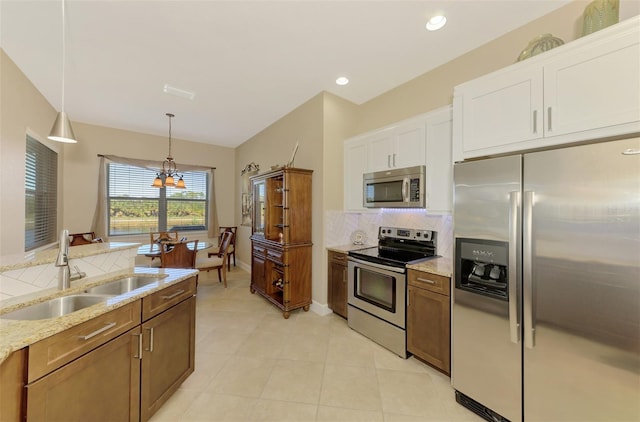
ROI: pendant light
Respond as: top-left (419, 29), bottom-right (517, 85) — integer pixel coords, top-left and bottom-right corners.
top-left (48, 0), bottom-right (77, 143)
top-left (151, 113), bottom-right (186, 189)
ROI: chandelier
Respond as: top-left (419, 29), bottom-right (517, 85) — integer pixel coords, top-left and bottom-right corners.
top-left (152, 113), bottom-right (186, 189)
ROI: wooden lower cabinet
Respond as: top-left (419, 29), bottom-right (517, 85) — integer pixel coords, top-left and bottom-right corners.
top-left (327, 250), bottom-right (348, 318)
top-left (251, 245), bottom-right (267, 294)
top-left (0, 348), bottom-right (26, 422)
top-left (26, 327), bottom-right (141, 421)
top-left (407, 269), bottom-right (451, 375)
top-left (141, 296), bottom-right (195, 421)
top-left (250, 239), bottom-right (312, 319)
top-left (18, 276), bottom-right (197, 422)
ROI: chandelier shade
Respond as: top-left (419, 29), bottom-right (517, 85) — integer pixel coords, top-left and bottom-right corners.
top-left (152, 113), bottom-right (186, 189)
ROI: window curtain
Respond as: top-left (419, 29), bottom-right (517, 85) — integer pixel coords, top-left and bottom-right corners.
top-left (91, 155), bottom-right (219, 239)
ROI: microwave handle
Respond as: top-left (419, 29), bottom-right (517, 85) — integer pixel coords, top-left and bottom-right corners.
top-left (402, 177), bottom-right (409, 202)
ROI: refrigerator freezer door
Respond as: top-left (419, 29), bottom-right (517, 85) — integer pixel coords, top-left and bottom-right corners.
top-left (523, 138), bottom-right (640, 421)
top-left (453, 155), bottom-right (523, 422)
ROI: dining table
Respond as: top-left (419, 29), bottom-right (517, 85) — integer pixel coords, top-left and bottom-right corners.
top-left (137, 240), bottom-right (214, 258)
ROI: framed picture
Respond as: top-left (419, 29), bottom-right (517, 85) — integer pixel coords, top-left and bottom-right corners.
top-left (241, 163), bottom-right (259, 227)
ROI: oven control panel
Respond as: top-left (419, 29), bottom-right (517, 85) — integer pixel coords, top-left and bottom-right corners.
top-left (379, 226), bottom-right (435, 241)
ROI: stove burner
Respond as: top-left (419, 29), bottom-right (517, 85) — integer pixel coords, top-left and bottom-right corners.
top-left (348, 226), bottom-right (437, 268)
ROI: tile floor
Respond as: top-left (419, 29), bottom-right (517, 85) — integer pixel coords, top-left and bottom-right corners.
top-left (150, 267), bottom-right (483, 422)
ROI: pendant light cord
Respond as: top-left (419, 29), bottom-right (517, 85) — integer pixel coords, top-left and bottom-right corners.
top-left (61, 0), bottom-right (66, 113)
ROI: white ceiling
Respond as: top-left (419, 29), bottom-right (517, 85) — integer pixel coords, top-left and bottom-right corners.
top-left (1, 0), bottom-right (570, 147)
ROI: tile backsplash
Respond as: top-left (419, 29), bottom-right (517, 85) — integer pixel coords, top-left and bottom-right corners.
top-left (325, 210), bottom-right (453, 259)
top-left (0, 248), bottom-right (137, 301)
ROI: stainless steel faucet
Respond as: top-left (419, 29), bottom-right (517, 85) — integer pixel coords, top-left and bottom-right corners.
top-left (55, 229), bottom-right (86, 289)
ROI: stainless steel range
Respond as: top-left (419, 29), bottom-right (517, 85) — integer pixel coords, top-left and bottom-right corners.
top-left (347, 227), bottom-right (437, 358)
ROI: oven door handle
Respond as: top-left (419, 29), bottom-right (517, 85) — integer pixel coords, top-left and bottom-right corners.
top-left (348, 257), bottom-right (406, 274)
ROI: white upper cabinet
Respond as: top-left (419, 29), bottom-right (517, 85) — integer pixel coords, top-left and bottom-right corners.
top-left (394, 119), bottom-right (428, 169)
top-left (543, 27), bottom-right (640, 138)
top-left (344, 107), bottom-right (452, 213)
top-left (454, 16), bottom-right (640, 161)
top-left (460, 67), bottom-right (543, 156)
top-left (366, 128), bottom-right (395, 171)
top-left (367, 117), bottom-right (427, 172)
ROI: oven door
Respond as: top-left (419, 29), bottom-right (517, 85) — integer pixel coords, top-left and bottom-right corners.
top-left (348, 257), bottom-right (406, 328)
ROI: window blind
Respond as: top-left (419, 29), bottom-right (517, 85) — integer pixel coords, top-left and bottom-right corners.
top-left (25, 135), bottom-right (58, 251)
top-left (107, 163), bottom-right (208, 235)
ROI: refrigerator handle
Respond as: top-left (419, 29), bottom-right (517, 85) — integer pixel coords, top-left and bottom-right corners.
top-left (523, 191), bottom-right (535, 349)
top-left (508, 191), bottom-right (521, 344)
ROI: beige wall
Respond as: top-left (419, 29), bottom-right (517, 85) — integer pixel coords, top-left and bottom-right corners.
top-left (4, 0), bottom-right (634, 301)
top-left (0, 49), bottom-right (62, 256)
top-left (235, 93), bottom-right (326, 302)
top-left (64, 122), bottom-right (236, 244)
top-left (322, 93), bottom-right (360, 212)
top-left (0, 48), bottom-right (236, 256)
top-left (357, 0), bottom-right (590, 133)
top-left (236, 0), bottom-right (611, 309)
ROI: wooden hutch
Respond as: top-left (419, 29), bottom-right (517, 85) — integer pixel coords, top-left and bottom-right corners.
top-left (249, 167), bottom-right (313, 318)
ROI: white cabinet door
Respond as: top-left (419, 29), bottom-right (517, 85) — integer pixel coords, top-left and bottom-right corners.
top-left (455, 16), bottom-right (640, 161)
top-left (425, 107), bottom-right (452, 213)
top-left (344, 138), bottom-right (369, 211)
top-left (544, 29), bottom-right (640, 138)
top-left (461, 67), bottom-right (543, 158)
top-left (367, 120), bottom-right (426, 171)
top-left (394, 118), bottom-right (427, 169)
top-left (366, 129), bottom-right (395, 172)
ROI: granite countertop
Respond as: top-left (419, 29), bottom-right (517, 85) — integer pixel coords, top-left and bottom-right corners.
top-left (327, 243), bottom-right (376, 253)
top-left (407, 256), bottom-right (452, 278)
top-left (0, 266), bottom-right (198, 365)
top-left (0, 242), bottom-right (141, 273)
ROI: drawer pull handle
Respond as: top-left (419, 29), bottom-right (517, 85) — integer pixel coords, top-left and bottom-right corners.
top-left (80, 322), bottom-right (117, 340)
top-left (161, 289), bottom-right (185, 300)
top-left (416, 277), bottom-right (436, 285)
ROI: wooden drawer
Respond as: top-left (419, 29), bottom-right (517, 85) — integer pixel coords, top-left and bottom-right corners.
top-left (142, 277), bottom-right (196, 321)
top-left (329, 251), bottom-right (347, 265)
top-left (252, 245), bottom-right (266, 257)
top-left (408, 269), bottom-right (450, 296)
top-left (266, 248), bottom-right (285, 265)
top-left (28, 301), bottom-right (141, 383)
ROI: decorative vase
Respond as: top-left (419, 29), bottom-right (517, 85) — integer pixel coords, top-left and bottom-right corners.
top-left (582, 0), bottom-right (619, 36)
top-left (516, 34), bottom-right (565, 62)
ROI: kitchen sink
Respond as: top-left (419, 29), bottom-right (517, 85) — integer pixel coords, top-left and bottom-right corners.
top-left (83, 276), bottom-right (163, 295)
top-left (0, 294), bottom-right (110, 321)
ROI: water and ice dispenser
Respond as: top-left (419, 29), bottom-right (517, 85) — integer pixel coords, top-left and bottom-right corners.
top-left (455, 238), bottom-right (509, 300)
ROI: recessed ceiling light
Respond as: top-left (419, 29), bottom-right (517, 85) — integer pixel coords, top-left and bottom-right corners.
top-left (426, 15), bottom-right (447, 31)
top-left (163, 84), bottom-right (196, 100)
top-left (336, 76), bottom-right (349, 86)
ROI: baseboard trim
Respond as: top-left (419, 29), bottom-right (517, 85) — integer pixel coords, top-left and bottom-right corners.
top-left (311, 301), bottom-right (332, 316)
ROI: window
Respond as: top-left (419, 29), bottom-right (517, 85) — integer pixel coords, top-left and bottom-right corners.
top-left (107, 163), bottom-right (208, 236)
top-left (25, 135), bottom-right (58, 251)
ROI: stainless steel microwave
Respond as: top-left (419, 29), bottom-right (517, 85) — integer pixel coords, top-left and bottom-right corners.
top-left (363, 165), bottom-right (425, 208)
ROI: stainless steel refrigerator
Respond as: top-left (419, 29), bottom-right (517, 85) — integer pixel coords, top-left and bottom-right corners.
top-left (452, 137), bottom-right (640, 422)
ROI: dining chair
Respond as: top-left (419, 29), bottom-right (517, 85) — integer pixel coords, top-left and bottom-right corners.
top-left (196, 231), bottom-right (233, 287)
top-left (69, 232), bottom-right (103, 246)
top-left (150, 231), bottom-right (179, 244)
top-left (208, 226), bottom-right (237, 271)
top-left (160, 240), bottom-right (199, 270)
